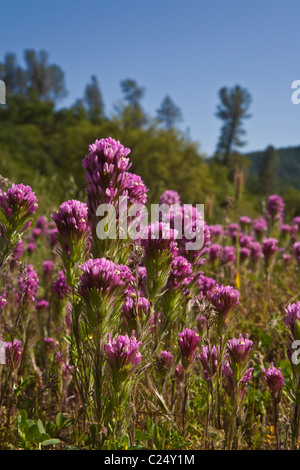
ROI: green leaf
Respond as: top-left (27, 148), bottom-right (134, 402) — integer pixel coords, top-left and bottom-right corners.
top-left (45, 421), bottom-right (56, 435)
top-left (135, 429), bottom-right (150, 441)
top-left (278, 360), bottom-right (293, 378)
top-left (37, 419), bottom-right (46, 435)
top-left (41, 438), bottom-right (61, 446)
top-left (18, 409), bottom-right (28, 428)
top-left (56, 412), bottom-right (71, 429)
top-left (27, 423), bottom-right (43, 442)
top-left (63, 336), bottom-right (72, 345)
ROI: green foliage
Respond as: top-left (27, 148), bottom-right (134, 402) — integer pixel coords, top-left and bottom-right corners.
top-left (156, 95), bottom-right (183, 130)
top-left (0, 48), bottom-right (299, 223)
top-left (2, 49), bottom-right (300, 452)
top-left (0, 89), bottom-right (230, 213)
top-left (84, 75), bottom-right (105, 123)
top-left (259, 145), bottom-right (279, 196)
top-left (16, 410), bottom-right (62, 449)
top-left (245, 145), bottom-right (300, 217)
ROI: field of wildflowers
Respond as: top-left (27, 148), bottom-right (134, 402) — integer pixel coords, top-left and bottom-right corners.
top-left (0, 136), bottom-right (300, 451)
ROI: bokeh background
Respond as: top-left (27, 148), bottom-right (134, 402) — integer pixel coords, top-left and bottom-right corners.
top-left (1, 0), bottom-right (300, 219)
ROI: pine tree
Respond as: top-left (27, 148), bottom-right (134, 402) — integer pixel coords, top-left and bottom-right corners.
top-left (156, 95), bottom-right (183, 130)
top-left (84, 75), bottom-right (104, 122)
top-left (215, 85), bottom-right (252, 165)
top-left (118, 78), bottom-right (147, 128)
top-left (0, 49), bottom-right (67, 102)
top-left (24, 49), bottom-right (67, 102)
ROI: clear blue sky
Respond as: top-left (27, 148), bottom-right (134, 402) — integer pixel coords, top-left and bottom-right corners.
top-left (1, 0), bottom-right (300, 156)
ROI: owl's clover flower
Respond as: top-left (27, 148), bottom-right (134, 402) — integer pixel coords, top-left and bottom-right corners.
top-left (43, 337), bottom-right (59, 351)
top-left (26, 242), bottom-right (36, 254)
top-left (42, 260), bottom-right (54, 284)
top-left (285, 301), bottom-right (300, 340)
top-left (207, 284), bottom-right (240, 334)
top-left (226, 223), bottom-right (240, 243)
top-left (32, 227), bottom-right (42, 239)
top-left (82, 137), bottom-right (132, 228)
top-left (180, 205), bottom-right (211, 266)
top-left (262, 363), bottom-right (284, 403)
top-left (141, 221), bottom-right (178, 258)
top-left (240, 247), bottom-right (250, 263)
top-left (209, 243), bottom-right (222, 263)
top-left (175, 364), bottom-right (185, 383)
top-left (160, 203), bottom-right (210, 267)
top-left (250, 241), bottom-right (262, 266)
top-left (0, 183), bottom-right (38, 221)
top-left (17, 264), bottom-right (39, 306)
top-left (222, 360), bottom-right (253, 398)
top-left (36, 299), bottom-right (49, 313)
top-left (253, 217), bottom-right (268, 239)
top-left (12, 240), bottom-right (23, 261)
top-left (122, 295), bottom-right (150, 326)
top-left (124, 172), bottom-right (148, 206)
top-left (78, 259), bottom-right (133, 328)
top-left (293, 216), bottom-right (300, 228)
top-left (83, 137), bottom-right (131, 199)
top-left (52, 200), bottom-right (89, 240)
top-left (167, 256), bottom-right (193, 292)
top-left (4, 339), bottom-right (23, 367)
top-left (51, 199), bottom-right (90, 263)
top-left (159, 190), bottom-right (181, 206)
top-left (239, 216), bottom-right (252, 231)
top-left (197, 344), bottom-right (219, 381)
top-left (293, 241), bottom-right (300, 263)
top-left (266, 194), bottom-right (285, 224)
top-left (222, 246), bottom-right (236, 265)
top-left (79, 257), bottom-right (129, 299)
top-left (282, 253), bottom-right (291, 266)
top-left (208, 224), bottom-right (223, 242)
top-left (52, 270), bottom-right (70, 300)
top-left (227, 333), bottom-right (253, 366)
top-left (197, 274), bottom-right (217, 298)
top-left (0, 184), bottom-right (38, 263)
top-left (104, 330), bottom-right (142, 389)
top-left (262, 237), bottom-right (278, 266)
top-left (177, 327), bottom-right (200, 368)
top-left (82, 137), bottom-right (150, 247)
top-left (156, 350), bottom-right (174, 376)
top-left (196, 315), bottom-right (207, 337)
top-left (239, 235), bottom-right (254, 248)
top-left (280, 224), bottom-right (291, 235)
top-left (104, 331), bottom-right (142, 369)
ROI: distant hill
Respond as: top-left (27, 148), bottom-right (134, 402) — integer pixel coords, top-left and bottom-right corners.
top-left (244, 145), bottom-right (300, 189)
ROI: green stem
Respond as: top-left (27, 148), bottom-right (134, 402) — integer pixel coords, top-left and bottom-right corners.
top-left (292, 377), bottom-right (300, 449)
top-left (273, 399), bottom-right (280, 450)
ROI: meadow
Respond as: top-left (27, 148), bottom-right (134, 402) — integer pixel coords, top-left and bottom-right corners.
top-left (0, 136), bottom-right (299, 451)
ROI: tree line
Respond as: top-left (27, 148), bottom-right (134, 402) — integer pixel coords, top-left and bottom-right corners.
top-left (0, 49), bottom-right (298, 219)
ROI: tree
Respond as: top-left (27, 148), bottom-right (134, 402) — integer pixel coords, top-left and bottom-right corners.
top-left (121, 79), bottom-right (145, 107)
top-left (71, 99), bottom-right (88, 121)
top-left (118, 78), bottom-right (147, 128)
top-left (215, 85), bottom-right (252, 165)
top-left (84, 75), bottom-right (104, 123)
top-left (156, 95), bottom-right (183, 130)
top-left (24, 49), bottom-right (67, 102)
top-left (0, 53), bottom-right (27, 95)
top-left (260, 145), bottom-right (279, 195)
top-left (0, 49), bottom-right (67, 103)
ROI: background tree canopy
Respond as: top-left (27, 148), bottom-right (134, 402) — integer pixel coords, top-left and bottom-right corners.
top-left (0, 49), bottom-right (300, 221)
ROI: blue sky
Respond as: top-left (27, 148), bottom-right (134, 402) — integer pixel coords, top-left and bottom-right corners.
top-left (1, 0), bottom-right (300, 156)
